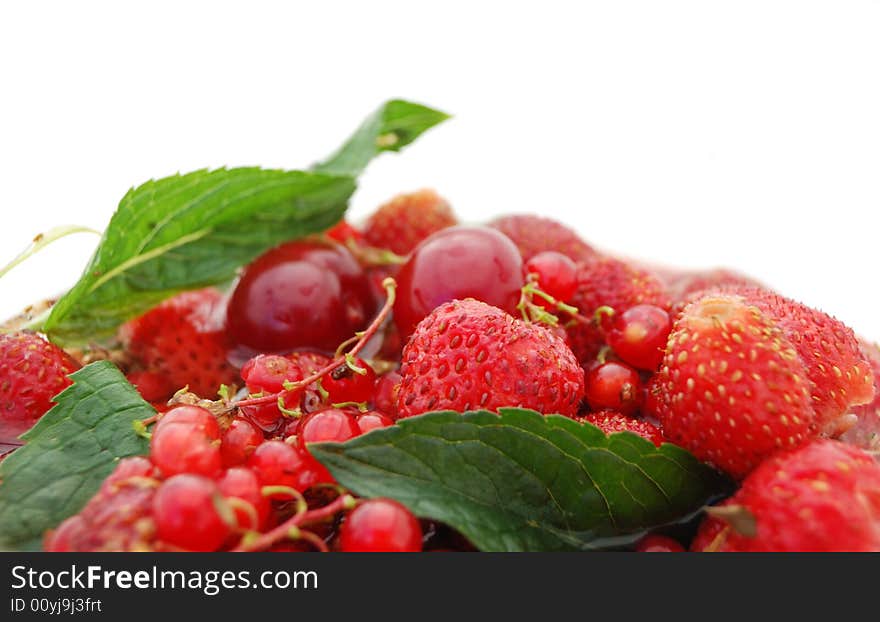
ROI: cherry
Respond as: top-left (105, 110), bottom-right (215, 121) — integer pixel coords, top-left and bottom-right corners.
top-left (339, 498), bottom-right (423, 552)
top-left (524, 251), bottom-right (577, 309)
top-left (635, 534), bottom-right (685, 553)
top-left (150, 406), bottom-right (222, 478)
top-left (393, 226), bottom-right (524, 337)
top-left (220, 418), bottom-right (264, 467)
top-left (217, 467), bottom-right (271, 531)
top-left (584, 362), bottom-right (642, 416)
top-left (371, 371), bottom-right (402, 419)
top-left (356, 411), bottom-right (394, 434)
top-left (226, 240), bottom-right (376, 353)
top-left (322, 359), bottom-right (377, 404)
top-left (246, 440), bottom-right (317, 498)
top-left (153, 474), bottom-right (231, 551)
top-left (605, 304), bottom-right (672, 371)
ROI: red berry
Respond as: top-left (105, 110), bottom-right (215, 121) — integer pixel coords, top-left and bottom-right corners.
top-left (397, 299), bottom-right (584, 418)
top-left (220, 418), bottom-right (264, 467)
top-left (363, 189), bottom-right (457, 256)
top-left (153, 474), bottom-right (231, 552)
top-left (649, 293), bottom-right (816, 479)
top-left (0, 331), bottom-right (79, 441)
top-left (322, 359), bottom-right (377, 404)
top-left (566, 257), bottom-right (669, 367)
top-left (339, 499), bottom-right (422, 552)
top-left (584, 362), bottom-right (641, 416)
top-left (394, 226), bottom-right (524, 337)
top-left (246, 440), bottom-right (317, 497)
top-left (357, 411), bottom-right (394, 434)
top-left (842, 339), bottom-right (880, 450)
top-left (691, 440), bottom-right (880, 552)
top-left (635, 534), bottom-right (685, 552)
top-left (298, 408), bottom-right (361, 444)
top-left (605, 304), bottom-right (672, 371)
top-left (126, 370), bottom-right (174, 403)
top-left (371, 371), bottom-right (402, 419)
top-left (226, 240), bottom-right (376, 353)
top-left (524, 251), bottom-right (578, 309)
top-left (325, 219), bottom-right (365, 245)
top-left (119, 288), bottom-right (236, 399)
top-left (581, 410), bottom-right (664, 447)
top-left (489, 214), bottom-right (596, 263)
top-left (150, 406), bottom-right (222, 478)
top-left (217, 467), bottom-right (270, 531)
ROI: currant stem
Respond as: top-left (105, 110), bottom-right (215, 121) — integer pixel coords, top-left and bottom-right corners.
top-left (236, 278), bottom-right (397, 409)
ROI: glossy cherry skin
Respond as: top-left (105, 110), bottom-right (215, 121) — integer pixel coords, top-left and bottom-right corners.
top-left (339, 498), bottom-right (423, 552)
top-left (153, 474), bottom-right (231, 552)
top-left (605, 304), bottom-right (672, 371)
top-left (393, 226), bottom-right (524, 337)
top-left (226, 240), bottom-right (376, 353)
top-left (584, 361), bottom-right (642, 416)
top-left (524, 251), bottom-right (577, 309)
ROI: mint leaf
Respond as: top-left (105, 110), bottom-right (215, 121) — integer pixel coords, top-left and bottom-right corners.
top-left (42, 99), bottom-right (449, 345)
top-left (315, 99), bottom-right (450, 177)
top-left (310, 408), bottom-right (731, 552)
top-left (0, 361), bottom-right (154, 550)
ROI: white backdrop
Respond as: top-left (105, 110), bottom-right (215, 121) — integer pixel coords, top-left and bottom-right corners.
top-left (1, 1), bottom-right (878, 339)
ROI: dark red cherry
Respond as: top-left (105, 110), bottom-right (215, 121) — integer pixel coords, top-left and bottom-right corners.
top-left (393, 226), bottom-right (523, 337)
top-left (226, 240), bottom-right (376, 353)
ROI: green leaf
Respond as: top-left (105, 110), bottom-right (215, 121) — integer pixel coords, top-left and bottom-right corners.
top-left (310, 408), bottom-right (731, 552)
top-left (0, 361), bottom-right (154, 550)
top-left (42, 99), bottom-right (449, 345)
top-left (315, 99), bottom-right (450, 177)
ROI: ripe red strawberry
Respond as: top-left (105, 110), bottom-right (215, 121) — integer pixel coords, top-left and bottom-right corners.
top-left (45, 457), bottom-right (160, 552)
top-left (489, 214), bottom-right (596, 263)
top-left (721, 286), bottom-right (875, 435)
top-left (580, 410), bottom-right (665, 447)
top-left (119, 288), bottom-right (236, 400)
top-left (363, 189), bottom-right (457, 255)
top-left (566, 257), bottom-right (669, 366)
top-left (649, 293), bottom-right (817, 479)
top-left (841, 340), bottom-right (880, 450)
top-left (397, 299), bottom-right (584, 418)
top-left (691, 440), bottom-right (880, 551)
top-left (0, 331), bottom-right (80, 441)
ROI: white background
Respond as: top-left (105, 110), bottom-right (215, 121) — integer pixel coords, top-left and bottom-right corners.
top-left (1, 1), bottom-right (878, 339)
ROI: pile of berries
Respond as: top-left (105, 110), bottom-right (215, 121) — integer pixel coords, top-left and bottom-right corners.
top-left (3, 187), bottom-right (880, 551)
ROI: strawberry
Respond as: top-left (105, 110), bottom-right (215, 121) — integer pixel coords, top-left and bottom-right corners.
top-left (489, 214), bottom-right (596, 263)
top-left (666, 268), bottom-right (762, 307)
top-left (325, 219), bottom-right (365, 246)
top-left (691, 440), bottom-right (880, 551)
top-left (0, 331), bottom-right (80, 441)
top-left (841, 339), bottom-right (880, 450)
top-left (648, 293), bottom-right (817, 479)
top-left (119, 288), bottom-right (236, 400)
top-left (580, 410), bottom-right (665, 447)
top-left (722, 286), bottom-right (875, 434)
top-left (397, 299), bottom-right (584, 418)
top-left (566, 257), bottom-right (669, 366)
top-left (363, 189), bottom-right (457, 256)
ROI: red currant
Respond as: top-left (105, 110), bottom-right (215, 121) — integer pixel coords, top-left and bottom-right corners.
top-left (584, 362), bottom-right (642, 416)
top-left (217, 467), bottom-right (271, 531)
top-left (246, 440), bottom-right (317, 498)
top-left (605, 304), bottom-right (672, 371)
top-left (227, 240), bottom-right (376, 353)
top-left (322, 359), bottom-right (377, 404)
top-left (524, 251), bottom-right (577, 309)
top-left (356, 411), bottom-right (394, 434)
top-left (150, 406), bottom-right (222, 478)
top-left (394, 226), bottom-right (523, 337)
top-left (298, 408), bottom-right (361, 445)
top-left (153, 474), bottom-right (231, 551)
top-left (371, 371), bottom-right (402, 419)
top-left (635, 534), bottom-right (685, 553)
top-left (339, 498), bottom-right (422, 552)
top-left (220, 418), bottom-right (264, 467)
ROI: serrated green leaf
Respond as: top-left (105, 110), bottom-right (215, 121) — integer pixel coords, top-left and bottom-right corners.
top-left (310, 408), bottom-right (731, 552)
top-left (0, 361), bottom-right (154, 550)
top-left (315, 99), bottom-right (450, 177)
top-left (42, 99), bottom-right (449, 345)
